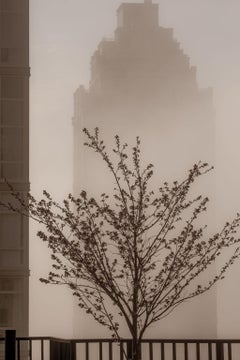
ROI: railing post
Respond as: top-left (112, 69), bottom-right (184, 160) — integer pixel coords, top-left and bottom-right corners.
top-left (70, 340), bottom-right (76, 360)
top-left (5, 329), bottom-right (16, 360)
top-left (127, 340), bottom-right (132, 360)
top-left (216, 342), bottom-right (224, 360)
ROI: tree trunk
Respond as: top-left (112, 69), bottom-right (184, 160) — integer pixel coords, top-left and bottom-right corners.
top-left (128, 337), bottom-right (141, 360)
top-left (132, 231), bottom-right (141, 360)
top-left (132, 338), bottom-right (141, 360)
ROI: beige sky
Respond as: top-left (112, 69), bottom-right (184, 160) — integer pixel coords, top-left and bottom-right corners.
top-left (29, 0), bottom-right (240, 337)
top-left (30, 1), bottom-right (240, 160)
top-left (30, 0), bottom-right (240, 190)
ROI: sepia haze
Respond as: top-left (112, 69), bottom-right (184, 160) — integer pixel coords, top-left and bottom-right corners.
top-left (30, 0), bottom-right (240, 339)
top-left (72, 0), bottom-right (216, 339)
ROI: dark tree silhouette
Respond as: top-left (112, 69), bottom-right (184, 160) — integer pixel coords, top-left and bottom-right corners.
top-left (3, 128), bottom-right (240, 360)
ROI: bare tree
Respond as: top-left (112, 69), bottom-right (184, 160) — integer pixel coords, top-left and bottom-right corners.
top-left (3, 128), bottom-right (240, 360)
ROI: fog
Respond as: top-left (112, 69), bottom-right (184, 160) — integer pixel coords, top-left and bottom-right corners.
top-left (30, 0), bottom-right (240, 338)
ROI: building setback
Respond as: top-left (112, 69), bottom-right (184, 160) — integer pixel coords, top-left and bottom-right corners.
top-left (73, 0), bottom-right (215, 338)
top-left (0, 0), bottom-right (29, 337)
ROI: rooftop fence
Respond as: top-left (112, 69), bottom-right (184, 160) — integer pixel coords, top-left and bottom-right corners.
top-left (1, 330), bottom-right (240, 360)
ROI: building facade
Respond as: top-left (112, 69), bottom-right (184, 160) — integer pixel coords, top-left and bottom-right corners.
top-left (0, 0), bottom-right (29, 337)
top-left (73, 0), bottom-right (215, 338)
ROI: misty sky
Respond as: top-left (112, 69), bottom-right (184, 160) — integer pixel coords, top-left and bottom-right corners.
top-left (30, 0), bottom-right (240, 194)
top-left (29, 0), bottom-right (240, 337)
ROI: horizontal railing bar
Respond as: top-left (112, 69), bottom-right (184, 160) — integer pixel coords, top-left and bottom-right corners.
top-left (65, 338), bottom-right (240, 344)
top-left (49, 337), bottom-right (73, 343)
top-left (2, 336), bottom-right (240, 343)
top-left (0, 336), bottom-right (51, 341)
top-left (140, 339), bottom-right (240, 343)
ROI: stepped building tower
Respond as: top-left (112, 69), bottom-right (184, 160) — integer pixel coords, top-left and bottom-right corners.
top-left (73, 0), bottom-right (215, 338)
top-left (0, 0), bottom-right (29, 337)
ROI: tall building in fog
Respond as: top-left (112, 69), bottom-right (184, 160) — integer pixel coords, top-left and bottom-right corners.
top-left (0, 0), bottom-right (29, 336)
top-left (73, 0), bottom-right (215, 338)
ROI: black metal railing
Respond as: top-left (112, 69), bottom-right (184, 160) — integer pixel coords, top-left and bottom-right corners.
top-left (1, 330), bottom-right (240, 360)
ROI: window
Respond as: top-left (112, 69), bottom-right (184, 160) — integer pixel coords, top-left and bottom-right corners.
top-left (0, 13), bottom-right (25, 48)
top-left (0, 251), bottom-right (22, 267)
top-left (1, 127), bottom-right (23, 161)
top-left (1, 77), bottom-right (23, 99)
top-left (0, 76), bottom-right (24, 179)
top-left (0, 294), bottom-right (13, 327)
top-left (0, 308), bottom-right (9, 326)
top-left (0, 163), bottom-right (23, 179)
top-left (0, 193), bottom-right (22, 210)
top-left (1, 99), bottom-right (23, 125)
top-left (0, 211), bottom-right (23, 266)
top-left (0, 279), bottom-right (14, 291)
top-left (0, 213), bottom-right (22, 249)
top-left (0, 46), bottom-right (26, 66)
top-left (0, 278), bottom-right (21, 293)
top-left (0, 0), bottom-right (25, 13)
top-left (0, 48), bottom-right (9, 63)
top-left (1, 163), bottom-right (23, 179)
